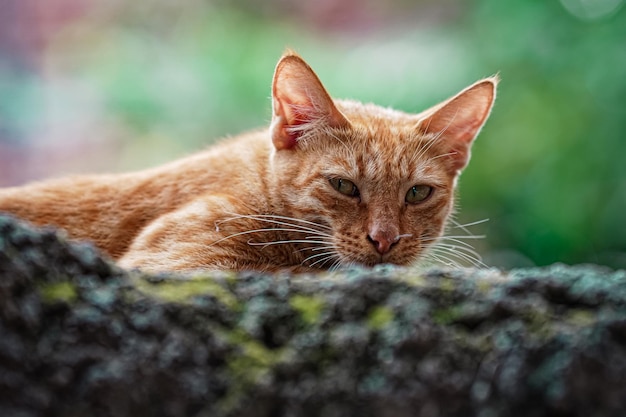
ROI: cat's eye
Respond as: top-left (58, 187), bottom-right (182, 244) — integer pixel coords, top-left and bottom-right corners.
top-left (405, 185), bottom-right (433, 204)
top-left (329, 178), bottom-right (360, 198)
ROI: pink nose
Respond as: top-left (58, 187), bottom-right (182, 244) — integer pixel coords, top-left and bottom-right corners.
top-left (367, 230), bottom-right (397, 255)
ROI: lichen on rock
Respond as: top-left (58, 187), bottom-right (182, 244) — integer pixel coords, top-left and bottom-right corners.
top-left (1, 214), bottom-right (626, 417)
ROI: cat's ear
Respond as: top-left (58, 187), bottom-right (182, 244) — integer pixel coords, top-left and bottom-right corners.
top-left (270, 52), bottom-right (349, 150)
top-left (417, 76), bottom-right (498, 173)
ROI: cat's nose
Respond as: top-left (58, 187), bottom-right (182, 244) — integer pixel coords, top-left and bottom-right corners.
top-left (367, 231), bottom-right (398, 255)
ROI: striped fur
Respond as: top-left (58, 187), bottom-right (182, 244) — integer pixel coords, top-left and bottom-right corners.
top-left (0, 52), bottom-right (497, 272)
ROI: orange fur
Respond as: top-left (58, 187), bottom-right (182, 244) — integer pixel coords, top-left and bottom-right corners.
top-left (0, 52), bottom-right (498, 272)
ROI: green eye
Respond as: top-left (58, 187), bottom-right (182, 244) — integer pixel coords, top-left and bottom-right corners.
top-left (406, 185), bottom-right (432, 204)
top-left (329, 178), bottom-right (360, 198)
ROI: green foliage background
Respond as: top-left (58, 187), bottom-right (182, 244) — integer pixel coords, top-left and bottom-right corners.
top-left (1, 0), bottom-right (625, 268)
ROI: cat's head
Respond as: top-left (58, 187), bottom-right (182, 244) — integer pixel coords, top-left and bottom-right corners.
top-left (269, 51), bottom-right (497, 268)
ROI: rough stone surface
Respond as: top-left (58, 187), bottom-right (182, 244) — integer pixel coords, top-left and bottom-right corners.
top-left (1, 214), bottom-right (626, 417)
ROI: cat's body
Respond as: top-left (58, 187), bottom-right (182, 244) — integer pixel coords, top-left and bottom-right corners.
top-left (0, 52), bottom-right (497, 272)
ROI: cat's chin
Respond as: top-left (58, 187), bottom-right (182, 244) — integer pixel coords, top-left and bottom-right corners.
top-left (336, 252), bottom-right (412, 269)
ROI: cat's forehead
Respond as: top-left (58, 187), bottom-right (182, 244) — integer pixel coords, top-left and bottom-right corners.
top-left (324, 132), bottom-right (448, 186)
top-left (334, 100), bottom-right (443, 156)
top-left (335, 99), bottom-right (419, 130)
top-left (314, 100), bottom-right (451, 184)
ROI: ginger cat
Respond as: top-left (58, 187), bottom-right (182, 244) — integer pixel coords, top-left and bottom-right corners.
top-left (0, 52), bottom-right (497, 273)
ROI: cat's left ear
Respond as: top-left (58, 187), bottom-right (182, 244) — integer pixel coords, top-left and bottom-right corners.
top-left (270, 52), bottom-right (349, 150)
top-left (417, 76), bottom-right (498, 174)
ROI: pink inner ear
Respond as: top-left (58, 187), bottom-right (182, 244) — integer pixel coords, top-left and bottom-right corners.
top-left (271, 99), bottom-right (317, 150)
top-left (270, 54), bottom-right (350, 151)
top-left (416, 78), bottom-right (497, 172)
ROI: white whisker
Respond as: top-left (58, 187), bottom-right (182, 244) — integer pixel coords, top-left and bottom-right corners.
top-left (307, 252), bottom-right (341, 268)
top-left (247, 239), bottom-right (331, 248)
top-left (209, 212), bottom-right (341, 270)
top-left (451, 218), bottom-right (490, 229)
top-left (217, 214), bottom-right (332, 235)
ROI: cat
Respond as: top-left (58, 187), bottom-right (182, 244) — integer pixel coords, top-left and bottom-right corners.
top-left (0, 51), bottom-right (497, 273)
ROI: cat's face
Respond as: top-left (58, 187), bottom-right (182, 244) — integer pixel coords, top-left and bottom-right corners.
top-left (269, 52), bottom-right (497, 268)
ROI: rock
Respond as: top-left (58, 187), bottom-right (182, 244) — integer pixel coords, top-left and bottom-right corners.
top-left (1, 214), bottom-right (625, 417)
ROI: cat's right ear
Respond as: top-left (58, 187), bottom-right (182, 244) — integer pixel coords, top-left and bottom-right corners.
top-left (270, 52), bottom-right (349, 150)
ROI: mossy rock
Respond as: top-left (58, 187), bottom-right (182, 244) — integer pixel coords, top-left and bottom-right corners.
top-left (1, 214), bottom-right (625, 417)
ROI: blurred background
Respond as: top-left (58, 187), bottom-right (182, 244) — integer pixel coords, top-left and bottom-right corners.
top-left (0, 0), bottom-right (625, 269)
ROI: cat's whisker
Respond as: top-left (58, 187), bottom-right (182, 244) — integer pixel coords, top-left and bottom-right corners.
top-left (295, 244), bottom-right (336, 253)
top-left (209, 226), bottom-right (330, 249)
top-left (434, 242), bottom-right (483, 261)
top-left (424, 252), bottom-right (462, 268)
top-left (395, 233), bottom-right (413, 241)
top-left (218, 213), bottom-right (332, 235)
top-left (427, 244), bottom-right (486, 268)
top-left (209, 227), bottom-right (292, 247)
top-left (247, 239), bottom-right (331, 247)
top-left (212, 212), bottom-right (341, 267)
top-left (422, 235), bottom-right (485, 250)
top-left (420, 219), bottom-right (487, 268)
top-left (244, 213), bottom-right (333, 231)
top-left (329, 257), bottom-right (345, 271)
top-left (303, 251), bottom-right (337, 262)
top-left (309, 245), bottom-right (337, 252)
top-left (450, 218), bottom-right (490, 229)
top-left (306, 252), bottom-right (341, 268)
top-left (424, 249), bottom-right (467, 268)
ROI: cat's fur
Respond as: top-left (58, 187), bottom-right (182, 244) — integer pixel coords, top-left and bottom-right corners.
top-left (0, 52), bottom-right (497, 272)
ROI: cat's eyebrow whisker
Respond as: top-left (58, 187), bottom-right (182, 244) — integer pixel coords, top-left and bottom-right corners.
top-left (410, 109), bottom-right (460, 165)
top-left (431, 108), bottom-right (460, 142)
top-left (411, 134), bottom-right (441, 165)
top-left (324, 127), bottom-right (353, 155)
top-left (428, 151), bottom-right (456, 162)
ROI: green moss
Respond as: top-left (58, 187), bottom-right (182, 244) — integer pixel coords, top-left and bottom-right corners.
top-left (227, 329), bottom-right (284, 375)
top-left (219, 328), bottom-right (292, 414)
top-left (39, 281), bottom-right (78, 304)
top-left (566, 309), bottom-right (596, 327)
top-left (400, 274), bottom-right (427, 287)
top-left (290, 294), bottom-right (325, 325)
top-left (135, 277), bottom-right (239, 309)
top-left (439, 277), bottom-right (457, 293)
top-left (367, 306), bottom-right (394, 330)
top-left (432, 306), bottom-right (463, 325)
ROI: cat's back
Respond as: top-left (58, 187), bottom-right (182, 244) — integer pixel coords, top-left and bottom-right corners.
top-left (0, 128), bottom-right (272, 256)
